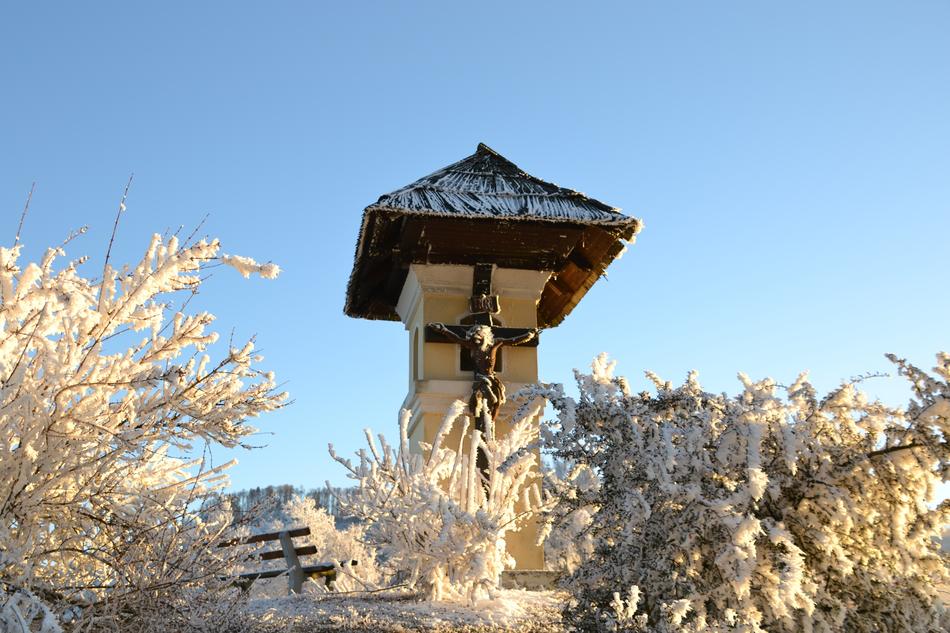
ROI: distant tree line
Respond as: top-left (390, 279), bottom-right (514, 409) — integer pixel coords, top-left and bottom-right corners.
top-left (223, 484), bottom-right (355, 522)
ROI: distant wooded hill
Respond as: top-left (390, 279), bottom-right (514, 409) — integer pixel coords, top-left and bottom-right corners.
top-left (223, 484), bottom-right (355, 522)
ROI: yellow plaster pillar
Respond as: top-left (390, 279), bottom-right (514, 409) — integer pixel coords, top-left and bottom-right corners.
top-left (396, 264), bottom-right (549, 570)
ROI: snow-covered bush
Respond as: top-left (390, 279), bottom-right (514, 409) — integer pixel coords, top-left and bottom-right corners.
top-left (330, 401), bottom-right (548, 602)
top-left (531, 353), bottom-right (950, 632)
top-left (0, 228), bottom-right (285, 631)
top-left (541, 458), bottom-right (596, 575)
top-left (59, 496), bottom-right (254, 633)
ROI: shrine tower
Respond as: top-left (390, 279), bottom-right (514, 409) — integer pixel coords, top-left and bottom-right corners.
top-left (344, 143), bottom-right (640, 570)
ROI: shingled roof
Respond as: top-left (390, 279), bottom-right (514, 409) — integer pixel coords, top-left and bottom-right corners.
top-left (345, 143), bottom-right (641, 327)
top-left (370, 143), bottom-right (636, 227)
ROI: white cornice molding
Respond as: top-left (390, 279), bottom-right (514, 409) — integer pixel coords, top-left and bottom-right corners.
top-left (494, 268), bottom-right (551, 300)
top-left (398, 266), bottom-right (552, 322)
top-left (411, 264), bottom-right (472, 295)
top-left (403, 380), bottom-right (537, 438)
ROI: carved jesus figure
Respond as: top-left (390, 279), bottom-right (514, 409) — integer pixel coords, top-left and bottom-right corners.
top-left (429, 323), bottom-right (539, 422)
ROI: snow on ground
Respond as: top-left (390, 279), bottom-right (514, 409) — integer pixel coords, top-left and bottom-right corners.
top-left (242, 588), bottom-right (565, 632)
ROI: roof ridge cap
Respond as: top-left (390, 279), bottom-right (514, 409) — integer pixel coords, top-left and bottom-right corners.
top-left (475, 142), bottom-right (499, 156)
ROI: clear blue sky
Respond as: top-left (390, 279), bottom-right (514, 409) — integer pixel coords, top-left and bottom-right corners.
top-left (2, 2), bottom-right (948, 490)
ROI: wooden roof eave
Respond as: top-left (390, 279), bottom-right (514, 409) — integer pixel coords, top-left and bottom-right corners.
top-left (343, 205), bottom-right (641, 327)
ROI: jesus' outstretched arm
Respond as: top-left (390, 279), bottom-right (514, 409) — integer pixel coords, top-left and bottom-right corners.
top-left (428, 323), bottom-right (475, 349)
top-left (494, 328), bottom-right (539, 348)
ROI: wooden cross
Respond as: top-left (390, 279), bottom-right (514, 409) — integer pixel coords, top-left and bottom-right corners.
top-left (424, 263), bottom-right (540, 479)
top-left (424, 264), bottom-right (541, 350)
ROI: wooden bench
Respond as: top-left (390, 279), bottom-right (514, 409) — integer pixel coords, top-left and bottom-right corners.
top-left (218, 525), bottom-right (357, 594)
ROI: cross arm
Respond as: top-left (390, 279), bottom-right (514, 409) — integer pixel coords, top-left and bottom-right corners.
top-left (425, 323), bottom-right (471, 346)
top-left (494, 328), bottom-right (540, 347)
top-left (424, 324), bottom-right (540, 347)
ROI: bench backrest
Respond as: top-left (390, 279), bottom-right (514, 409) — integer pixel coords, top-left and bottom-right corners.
top-left (219, 526), bottom-right (314, 593)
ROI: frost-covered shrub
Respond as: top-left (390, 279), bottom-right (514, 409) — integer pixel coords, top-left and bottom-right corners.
top-left (330, 402), bottom-right (548, 602)
top-left (0, 587), bottom-right (59, 633)
top-left (541, 458), bottom-right (596, 575)
top-left (0, 230), bottom-right (285, 631)
top-left (531, 353), bottom-right (950, 632)
top-left (59, 497), bottom-right (253, 633)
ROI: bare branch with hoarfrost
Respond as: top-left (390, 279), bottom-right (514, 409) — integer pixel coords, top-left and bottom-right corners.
top-left (0, 224), bottom-right (286, 632)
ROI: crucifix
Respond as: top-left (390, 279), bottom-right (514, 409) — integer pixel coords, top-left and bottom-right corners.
top-left (425, 263), bottom-right (540, 477)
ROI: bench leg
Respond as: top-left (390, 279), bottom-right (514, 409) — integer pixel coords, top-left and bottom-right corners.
top-left (279, 530), bottom-right (305, 595)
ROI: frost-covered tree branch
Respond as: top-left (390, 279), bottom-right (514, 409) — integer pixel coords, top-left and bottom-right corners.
top-left (0, 231), bottom-right (286, 632)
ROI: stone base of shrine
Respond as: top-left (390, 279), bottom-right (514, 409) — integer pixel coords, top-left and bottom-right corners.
top-left (501, 569), bottom-right (559, 591)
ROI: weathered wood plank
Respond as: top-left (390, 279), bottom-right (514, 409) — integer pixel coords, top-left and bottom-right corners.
top-left (236, 560), bottom-right (356, 581)
top-left (237, 568), bottom-right (288, 581)
top-left (259, 545), bottom-right (317, 561)
top-left (217, 526), bottom-right (310, 548)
